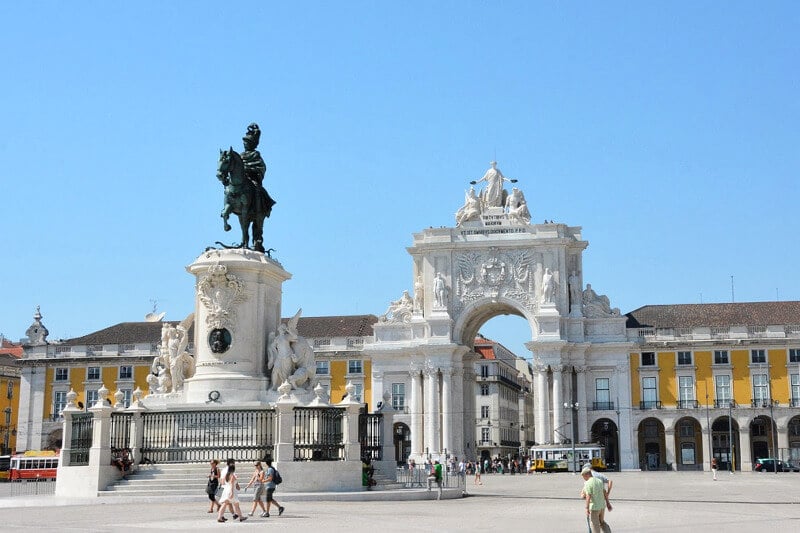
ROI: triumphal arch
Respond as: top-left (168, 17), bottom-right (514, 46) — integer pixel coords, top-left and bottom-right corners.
top-left (368, 162), bottom-right (636, 469)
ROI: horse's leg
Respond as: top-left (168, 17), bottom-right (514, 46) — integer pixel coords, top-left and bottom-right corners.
top-left (220, 203), bottom-right (232, 232)
top-left (252, 215), bottom-right (265, 253)
top-left (239, 209), bottom-right (250, 249)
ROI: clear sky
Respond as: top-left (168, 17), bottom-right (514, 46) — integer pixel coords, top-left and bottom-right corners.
top-left (1, 2), bottom-right (797, 357)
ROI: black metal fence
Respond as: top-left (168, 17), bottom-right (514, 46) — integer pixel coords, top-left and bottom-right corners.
top-left (293, 407), bottom-right (344, 461)
top-left (110, 412), bottom-right (133, 454)
top-left (359, 413), bottom-right (383, 461)
top-left (69, 413), bottom-right (93, 465)
top-left (140, 409), bottom-right (276, 463)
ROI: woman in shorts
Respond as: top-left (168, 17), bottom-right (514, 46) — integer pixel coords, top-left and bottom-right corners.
top-left (245, 461), bottom-right (268, 517)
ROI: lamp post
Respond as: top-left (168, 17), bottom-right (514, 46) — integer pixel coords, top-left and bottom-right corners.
top-left (564, 402), bottom-right (580, 474)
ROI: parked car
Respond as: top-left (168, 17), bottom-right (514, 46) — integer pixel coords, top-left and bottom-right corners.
top-left (754, 458), bottom-right (798, 472)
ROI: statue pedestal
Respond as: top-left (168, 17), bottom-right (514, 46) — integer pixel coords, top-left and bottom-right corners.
top-left (183, 249), bottom-right (291, 404)
top-left (536, 303), bottom-right (561, 340)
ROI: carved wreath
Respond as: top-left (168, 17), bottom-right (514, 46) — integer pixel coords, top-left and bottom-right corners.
top-left (197, 264), bottom-right (247, 330)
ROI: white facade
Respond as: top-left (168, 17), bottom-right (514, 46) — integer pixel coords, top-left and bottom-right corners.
top-left (366, 163), bottom-right (637, 469)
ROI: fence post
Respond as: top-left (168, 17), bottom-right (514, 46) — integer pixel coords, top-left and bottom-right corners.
top-left (274, 384), bottom-right (298, 463)
top-left (126, 388), bottom-right (146, 467)
top-left (378, 394), bottom-right (397, 472)
top-left (60, 389), bottom-right (80, 466)
top-left (88, 385), bottom-right (113, 470)
top-left (339, 382), bottom-right (362, 462)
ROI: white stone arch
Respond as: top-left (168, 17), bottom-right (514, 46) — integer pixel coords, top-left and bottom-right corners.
top-left (452, 296), bottom-right (536, 348)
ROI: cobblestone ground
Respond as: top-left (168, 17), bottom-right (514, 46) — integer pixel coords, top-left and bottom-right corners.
top-left (2, 472), bottom-right (799, 532)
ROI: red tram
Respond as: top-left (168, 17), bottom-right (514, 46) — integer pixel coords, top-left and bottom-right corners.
top-left (9, 450), bottom-right (59, 480)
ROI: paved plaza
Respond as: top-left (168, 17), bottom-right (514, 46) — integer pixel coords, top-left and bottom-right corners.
top-left (1, 472), bottom-right (798, 532)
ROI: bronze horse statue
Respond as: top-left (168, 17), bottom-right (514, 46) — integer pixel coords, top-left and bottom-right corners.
top-left (216, 148), bottom-right (271, 252)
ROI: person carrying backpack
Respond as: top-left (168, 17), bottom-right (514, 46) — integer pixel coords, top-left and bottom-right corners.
top-left (264, 458), bottom-right (285, 518)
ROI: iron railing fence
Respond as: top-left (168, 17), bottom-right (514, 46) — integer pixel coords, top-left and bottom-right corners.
top-left (69, 413), bottom-right (93, 465)
top-left (395, 466), bottom-right (465, 489)
top-left (9, 478), bottom-right (56, 497)
top-left (110, 412), bottom-right (133, 454)
top-left (359, 413), bottom-right (383, 461)
top-left (140, 409), bottom-right (276, 464)
top-left (293, 407), bottom-right (345, 461)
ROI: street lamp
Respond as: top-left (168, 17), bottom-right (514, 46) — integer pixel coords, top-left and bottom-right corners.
top-left (564, 402), bottom-right (580, 474)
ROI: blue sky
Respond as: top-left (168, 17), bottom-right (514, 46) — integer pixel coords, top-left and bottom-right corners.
top-left (1, 2), bottom-right (797, 357)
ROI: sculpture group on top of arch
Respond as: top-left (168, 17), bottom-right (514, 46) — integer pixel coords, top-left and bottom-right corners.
top-left (455, 161), bottom-right (531, 226)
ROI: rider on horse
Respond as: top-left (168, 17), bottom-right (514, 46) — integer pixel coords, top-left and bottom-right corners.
top-left (241, 123), bottom-right (275, 217)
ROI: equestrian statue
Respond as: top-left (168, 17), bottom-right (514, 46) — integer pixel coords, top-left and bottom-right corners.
top-left (216, 123), bottom-right (276, 253)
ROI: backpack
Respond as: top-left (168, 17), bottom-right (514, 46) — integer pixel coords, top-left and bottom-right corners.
top-left (272, 468), bottom-right (282, 485)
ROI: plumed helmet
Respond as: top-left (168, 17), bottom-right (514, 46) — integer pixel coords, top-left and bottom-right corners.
top-left (243, 123), bottom-right (261, 147)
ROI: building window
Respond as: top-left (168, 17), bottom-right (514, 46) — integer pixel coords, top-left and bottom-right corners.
top-left (480, 365), bottom-right (490, 378)
top-left (679, 376), bottom-right (695, 405)
top-left (715, 375), bottom-right (731, 402)
top-left (714, 350), bottom-right (729, 365)
top-left (121, 389), bottom-right (132, 408)
top-left (313, 338), bottom-right (331, 348)
top-left (681, 442), bottom-right (696, 465)
top-left (391, 383), bottom-right (405, 410)
top-left (480, 384), bottom-right (489, 396)
top-left (53, 391), bottom-right (67, 417)
top-left (595, 378), bottom-right (610, 406)
top-left (352, 383), bottom-right (363, 402)
top-left (55, 368), bottom-right (69, 382)
top-left (677, 351), bottom-right (692, 365)
top-left (791, 374), bottom-right (800, 406)
top-left (752, 374), bottom-right (769, 402)
top-left (790, 349), bottom-right (800, 363)
top-left (641, 352), bottom-right (656, 366)
top-left (481, 427), bottom-right (490, 443)
top-left (315, 360), bottom-right (329, 376)
top-left (481, 405), bottom-right (490, 418)
top-left (751, 349), bottom-right (766, 364)
top-left (643, 419), bottom-right (659, 437)
top-left (86, 389), bottom-right (99, 407)
top-left (119, 366), bottom-right (133, 380)
top-left (679, 420), bottom-right (695, 437)
top-left (347, 360), bottom-right (363, 375)
top-left (642, 377), bottom-right (658, 407)
top-left (87, 367), bottom-right (101, 381)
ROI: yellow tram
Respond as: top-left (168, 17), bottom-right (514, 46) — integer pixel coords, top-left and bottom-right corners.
top-left (530, 444), bottom-right (607, 473)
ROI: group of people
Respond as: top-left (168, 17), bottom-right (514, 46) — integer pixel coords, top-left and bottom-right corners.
top-left (206, 458), bottom-right (285, 522)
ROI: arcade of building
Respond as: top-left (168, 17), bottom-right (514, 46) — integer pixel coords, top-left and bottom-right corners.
top-left (12, 162), bottom-right (800, 472)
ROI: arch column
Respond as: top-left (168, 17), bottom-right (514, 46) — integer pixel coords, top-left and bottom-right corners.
top-left (701, 426), bottom-right (711, 471)
top-left (738, 426), bottom-right (752, 471)
top-left (441, 368), bottom-right (453, 456)
top-left (424, 364), bottom-right (440, 455)
top-left (552, 367), bottom-right (563, 443)
top-left (409, 366), bottom-right (423, 457)
top-left (576, 366), bottom-right (588, 443)
top-left (534, 365), bottom-right (549, 444)
top-left (450, 366), bottom-right (465, 459)
top-left (664, 428), bottom-right (676, 470)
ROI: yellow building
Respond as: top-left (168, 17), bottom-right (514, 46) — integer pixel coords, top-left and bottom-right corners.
top-left (627, 302), bottom-right (800, 471)
top-left (0, 341), bottom-right (22, 455)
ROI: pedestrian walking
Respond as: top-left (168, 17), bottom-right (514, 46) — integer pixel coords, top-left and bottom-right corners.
top-left (217, 464), bottom-right (247, 522)
top-left (245, 461), bottom-right (268, 517)
top-left (590, 466), bottom-right (613, 527)
top-left (711, 457), bottom-right (718, 481)
top-left (264, 458), bottom-right (285, 518)
top-left (205, 459), bottom-right (221, 514)
top-left (580, 466), bottom-right (611, 533)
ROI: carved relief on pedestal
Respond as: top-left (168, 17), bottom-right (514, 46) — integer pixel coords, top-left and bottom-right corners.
top-left (454, 248), bottom-right (535, 311)
top-left (197, 263), bottom-right (247, 330)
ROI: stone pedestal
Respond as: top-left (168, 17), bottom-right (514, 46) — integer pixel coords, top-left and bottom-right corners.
top-left (184, 248), bottom-right (291, 404)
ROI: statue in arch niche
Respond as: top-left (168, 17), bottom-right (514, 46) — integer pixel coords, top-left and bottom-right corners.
top-left (267, 309), bottom-right (316, 391)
